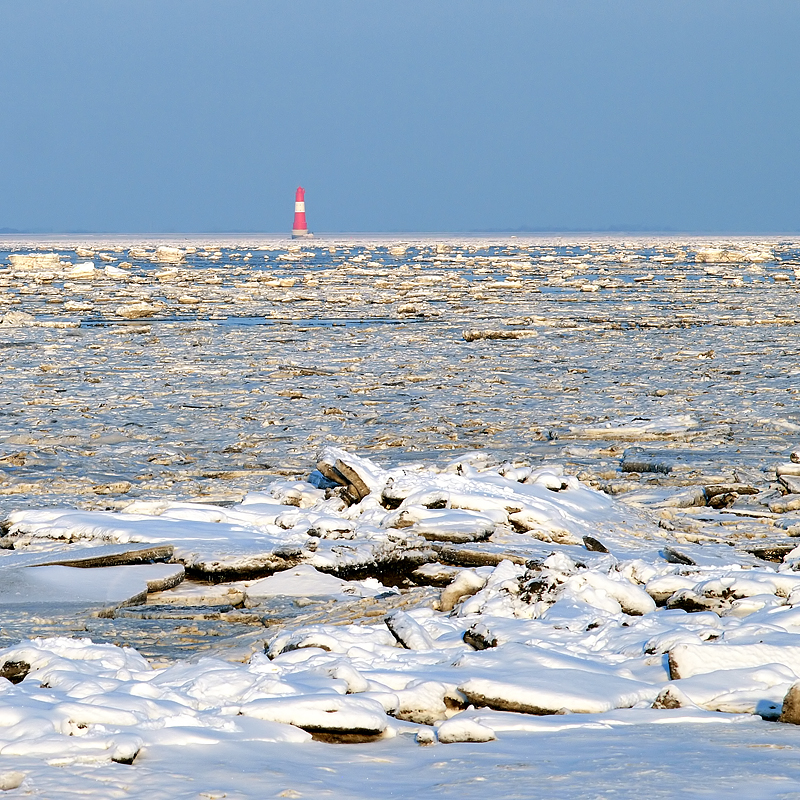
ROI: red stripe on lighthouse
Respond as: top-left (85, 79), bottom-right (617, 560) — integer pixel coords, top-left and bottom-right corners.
top-left (292, 186), bottom-right (308, 234)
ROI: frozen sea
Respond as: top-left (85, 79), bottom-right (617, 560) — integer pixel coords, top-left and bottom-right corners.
top-left (0, 234), bottom-right (800, 797)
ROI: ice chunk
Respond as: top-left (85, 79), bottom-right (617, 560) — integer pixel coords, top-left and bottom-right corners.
top-left (239, 694), bottom-right (388, 739)
top-left (669, 643), bottom-right (800, 680)
top-left (244, 565), bottom-right (386, 605)
top-left (0, 564), bottom-right (184, 610)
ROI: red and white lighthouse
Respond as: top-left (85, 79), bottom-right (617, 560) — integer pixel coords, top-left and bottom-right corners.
top-left (291, 187), bottom-right (312, 238)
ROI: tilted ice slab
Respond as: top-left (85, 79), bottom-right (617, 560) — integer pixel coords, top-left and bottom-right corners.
top-left (0, 542), bottom-right (174, 569)
top-left (4, 508), bottom-right (310, 576)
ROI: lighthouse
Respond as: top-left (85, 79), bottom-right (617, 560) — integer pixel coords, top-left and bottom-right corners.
top-left (291, 187), bottom-right (313, 238)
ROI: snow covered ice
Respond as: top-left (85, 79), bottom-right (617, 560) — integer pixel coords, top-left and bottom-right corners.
top-left (1, 235), bottom-right (800, 796)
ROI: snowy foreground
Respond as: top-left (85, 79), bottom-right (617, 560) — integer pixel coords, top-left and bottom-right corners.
top-left (1, 235), bottom-right (800, 796)
top-left (3, 445), bottom-right (800, 797)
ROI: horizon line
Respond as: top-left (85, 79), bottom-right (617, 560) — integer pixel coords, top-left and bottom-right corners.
top-left (2, 228), bottom-right (800, 237)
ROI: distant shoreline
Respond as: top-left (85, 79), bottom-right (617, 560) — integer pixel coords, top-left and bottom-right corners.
top-left (1, 231), bottom-right (799, 248)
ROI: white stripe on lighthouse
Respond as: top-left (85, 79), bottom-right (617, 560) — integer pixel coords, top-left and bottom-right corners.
top-left (295, 202), bottom-right (305, 212)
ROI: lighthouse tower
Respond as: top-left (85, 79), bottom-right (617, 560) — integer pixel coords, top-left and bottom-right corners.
top-left (291, 187), bottom-right (313, 238)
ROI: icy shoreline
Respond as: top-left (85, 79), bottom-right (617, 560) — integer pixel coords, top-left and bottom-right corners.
top-left (1, 237), bottom-right (800, 795)
top-left (2, 446), bottom-right (800, 792)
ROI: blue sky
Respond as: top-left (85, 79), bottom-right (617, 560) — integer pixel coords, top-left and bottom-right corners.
top-left (1, 1), bottom-right (798, 233)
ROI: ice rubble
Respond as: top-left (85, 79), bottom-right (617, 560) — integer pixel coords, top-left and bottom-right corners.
top-left (5, 446), bottom-right (663, 576)
top-left (3, 447), bottom-right (800, 767)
